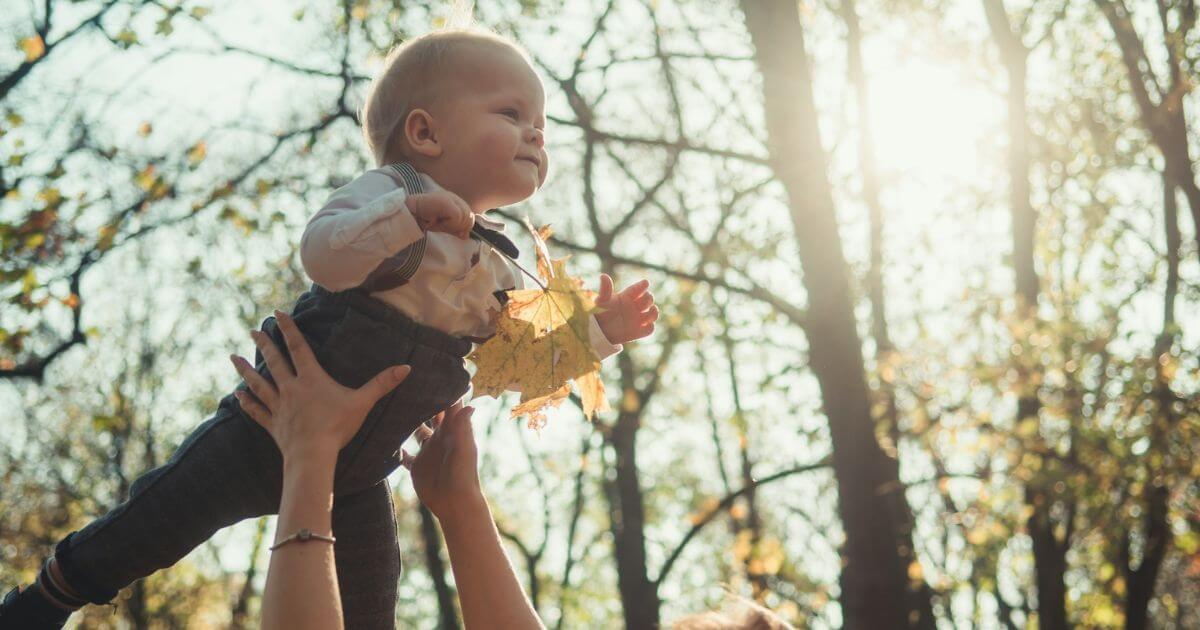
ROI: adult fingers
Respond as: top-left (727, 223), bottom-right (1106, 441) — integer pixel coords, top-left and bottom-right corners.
top-left (400, 449), bottom-right (414, 470)
top-left (233, 390), bottom-right (272, 429)
top-left (250, 329), bottom-right (294, 386)
top-left (230, 354), bottom-right (279, 411)
top-left (442, 405), bottom-right (476, 439)
top-left (430, 410), bottom-right (446, 432)
top-left (414, 423), bottom-right (434, 445)
top-left (356, 364), bottom-right (411, 408)
top-left (273, 310), bottom-right (317, 378)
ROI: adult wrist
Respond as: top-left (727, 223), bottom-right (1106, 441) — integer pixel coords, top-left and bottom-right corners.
top-left (281, 445), bottom-right (339, 477)
top-left (436, 490), bottom-right (490, 528)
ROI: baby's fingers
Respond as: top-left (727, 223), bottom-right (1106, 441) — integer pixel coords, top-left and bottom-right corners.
top-left (457, 207), bottom-right (475, 240)
top-left (230, 354), bottom-right (279, 411)
top-left (597, 274), bottom-right (614, 303)
top-left (621, 279), bottom-right (650, 299)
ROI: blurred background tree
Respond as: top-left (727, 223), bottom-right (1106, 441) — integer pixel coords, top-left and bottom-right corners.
top-left (1, 0), bottom-right (1197, 628)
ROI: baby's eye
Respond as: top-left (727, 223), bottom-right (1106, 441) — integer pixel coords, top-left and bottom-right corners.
top-left (500, 108), bottom-right (520, 120)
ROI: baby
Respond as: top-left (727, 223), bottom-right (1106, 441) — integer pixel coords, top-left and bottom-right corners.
top-left (1, 29), bottom-right (658, 630)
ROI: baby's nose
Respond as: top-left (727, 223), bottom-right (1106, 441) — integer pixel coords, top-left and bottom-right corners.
top-left (528, 127), bottom-right (544, 147)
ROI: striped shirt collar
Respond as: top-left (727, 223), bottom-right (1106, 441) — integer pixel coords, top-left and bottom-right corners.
top-left (388, 161), bottom-right (508, 233)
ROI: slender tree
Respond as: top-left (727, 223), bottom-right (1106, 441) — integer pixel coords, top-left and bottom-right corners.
top-left (739, 1), bottom-right (934, 626)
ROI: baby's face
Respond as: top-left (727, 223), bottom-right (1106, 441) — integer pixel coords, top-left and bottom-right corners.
top-left (431, 46), bottom-right (549, 212)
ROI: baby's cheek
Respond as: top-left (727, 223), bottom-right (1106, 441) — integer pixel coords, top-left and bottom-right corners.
top-left (538, 150), bottom-right (550, 186)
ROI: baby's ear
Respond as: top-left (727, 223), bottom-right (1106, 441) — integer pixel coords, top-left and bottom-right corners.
top-left (403, 108), bottom-right (442, 158)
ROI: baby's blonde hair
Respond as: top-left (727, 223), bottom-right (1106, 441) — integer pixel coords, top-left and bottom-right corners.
top-left (360, 27), bottom-right (533, 166)
top-left (672, 596), bottom-right (796, 630)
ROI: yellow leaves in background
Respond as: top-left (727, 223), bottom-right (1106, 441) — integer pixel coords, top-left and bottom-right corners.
top-left (468, 221), bottom-right (609, 428)
top-left (97, 224), bottom-right (117, 251)
top-left (18, 35), bottom-right (45, 62)
top-left (115, 29), bottom-right (139, 47)
top-left (688, 496), bottom-right (721, 525)
top-left (133, 164), bottom-right (171, 200)
top-left (732, 530), bottom-right (786, 577)
top-left (187, 140), bottom-right (207, 166)
top-left (134, 165), bottom-right (161, 195)
top-left (907, 560), bottom-right (924, 583)
top-left (35, 187), bottom-right (61, 207)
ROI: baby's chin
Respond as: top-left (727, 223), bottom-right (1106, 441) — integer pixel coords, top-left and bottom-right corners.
top-left (489, 182), bottom-right (539, 209)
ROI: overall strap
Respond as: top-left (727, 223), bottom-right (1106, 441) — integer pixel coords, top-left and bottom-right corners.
top-left (359, 162), bottom-right (522, 291)
top-left (358, 163), bottom-right (429, 292)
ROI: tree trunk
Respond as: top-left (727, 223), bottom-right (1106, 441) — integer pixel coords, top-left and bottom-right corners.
top-left (420, 504), bottom-right (461, 630)
top-left (981, 2), bottom-right (1071, 628)
top-left (1123, 173), bottom-right (1181, 630)
top-left (230, 517), bottom-right (268, 629)
top-left (605, 407), bottom-right (660, 629)
top-left (1094, 0), bottom-right (1200, 264)
top-left (841, 0), bottom-right (903, 464)
top-left (739, 2), bottom-right (934, 627)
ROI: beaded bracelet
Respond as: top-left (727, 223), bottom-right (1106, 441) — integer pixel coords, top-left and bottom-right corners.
top-left (270, 528), bottom-right (336, 551)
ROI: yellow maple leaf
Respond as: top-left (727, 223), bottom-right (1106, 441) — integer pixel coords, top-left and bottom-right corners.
top-left (19, 35), bottom-right (45, 62)
top-left (467, 221), bottom-right (610, 427)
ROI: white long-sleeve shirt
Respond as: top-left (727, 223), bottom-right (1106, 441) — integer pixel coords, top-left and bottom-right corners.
top-left (300, 163), bottom-right (621, 360)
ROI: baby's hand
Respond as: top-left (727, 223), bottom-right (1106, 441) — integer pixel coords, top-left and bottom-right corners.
top-left (406, 190), bottom-right (474, 240)
top-left (594, 274), bottom-right (658, 345)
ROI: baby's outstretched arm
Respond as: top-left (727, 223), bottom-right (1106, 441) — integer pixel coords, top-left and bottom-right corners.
top-left (593, 274), bottom-right (658, 345)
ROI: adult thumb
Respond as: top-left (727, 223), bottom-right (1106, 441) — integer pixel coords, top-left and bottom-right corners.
top-left (358, 364), bottom-right (411, 405)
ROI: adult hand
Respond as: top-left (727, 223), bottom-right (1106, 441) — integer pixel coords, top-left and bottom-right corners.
top-left (400, 402), bottom-right (482, 519)
top-left (229, 309), bottom-right (412, 463)
top-left (402, 403), bottom-right (546, 630)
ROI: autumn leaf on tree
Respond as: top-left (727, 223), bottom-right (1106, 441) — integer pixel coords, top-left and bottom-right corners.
top-left (467, 221), bottom-right (609, 428)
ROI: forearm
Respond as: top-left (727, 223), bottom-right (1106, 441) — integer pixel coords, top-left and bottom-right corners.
top-left (438, 495), bottom-right (544, 630)
top-left (260, 453), bottom-right (343, 630)
top-left (301, 188), bottom-right (423, 290)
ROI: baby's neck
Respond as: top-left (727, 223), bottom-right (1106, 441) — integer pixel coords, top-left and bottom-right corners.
top-left (408, 160), bottom-right (491, 214)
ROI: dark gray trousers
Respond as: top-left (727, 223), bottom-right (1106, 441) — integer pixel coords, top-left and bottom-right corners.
top-left (52, 286), bottom-right (471, 629)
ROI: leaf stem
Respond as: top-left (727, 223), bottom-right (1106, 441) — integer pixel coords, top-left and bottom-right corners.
top-left (492, 245), bottom-right (547, 291)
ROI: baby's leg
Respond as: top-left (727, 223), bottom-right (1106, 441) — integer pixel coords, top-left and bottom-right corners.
top-left (52, 394), bottom-right (282, 605)
top-left (332, 479), bottom-right (401, 629)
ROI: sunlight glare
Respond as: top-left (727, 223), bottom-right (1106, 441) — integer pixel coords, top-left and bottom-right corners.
top-left (867, 60), bottom-right (999, 183)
